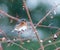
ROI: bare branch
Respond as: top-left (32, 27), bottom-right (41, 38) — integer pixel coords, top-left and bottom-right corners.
top-left (38, 31), bottom-right (60, 50)
top-left (0, 29), bottom-right (28, 50)
top-left (0, 43), bottom-right (3, 50)
top-left (23, 0), bottom-right (44, 50)
top-left (0, 10), bottom-right (20, 21)
top-left (35, 24), bottom-right (60, 30)
top-left (35, 4), bottom-right (60, 28)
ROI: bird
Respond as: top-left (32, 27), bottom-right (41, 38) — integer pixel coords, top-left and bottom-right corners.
top-left (12, 20), bottom-right (28, 32)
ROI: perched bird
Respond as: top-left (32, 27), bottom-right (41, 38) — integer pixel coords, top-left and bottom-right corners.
top-left (12, 20), bottom-right (28, 32)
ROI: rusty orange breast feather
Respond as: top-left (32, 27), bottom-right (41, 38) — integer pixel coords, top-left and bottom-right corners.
top-left (15, 21), bottom-right (28, 29)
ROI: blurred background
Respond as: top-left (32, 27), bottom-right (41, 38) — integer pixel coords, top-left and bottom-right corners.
top-left (0, 0), bottom-right (60, 50)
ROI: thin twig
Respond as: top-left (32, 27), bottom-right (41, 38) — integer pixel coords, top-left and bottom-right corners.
top-left (23, 0), bottom-right (44, 50)
top-left (0, 29), bottom-right (28, 50)
top-left (0, 29), bottom-right (10, 40)
top-left (35, 4), bottom-right (60, 28)
top-left (0, 10), bottom-right (20, 21)
top-left (38, 38), bottom-right (60, 50)
top-left (38, 31), bottom-right (60, 50)
top-left (43, 30), bottom-right (60, 42)
top-left (10, 41), bottom-right (28, 50)
top-left (35, 25), bottom-right (60, 30)
top-left (44, 40), bottom-right (60, 48)
top-left (0, 10), bottom-right (25, 44)
top-left (0, 43), bottom-right (3, 50)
